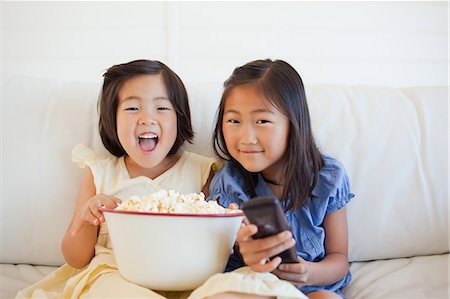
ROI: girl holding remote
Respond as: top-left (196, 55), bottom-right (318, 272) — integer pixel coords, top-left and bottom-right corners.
top-left (208, 59), bottom-right (355, 299)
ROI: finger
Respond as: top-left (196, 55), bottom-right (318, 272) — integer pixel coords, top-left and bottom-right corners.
top-left (240, 236), bottom-right (286, 266)
top-left (71, 212), bottom-right (100, 236)
top-left (276, 262), bottom-right (307, 283)
top-left (89, 201), bottom-right (105, 223)
top-left (236, 224), bottom-right (257, 242)
top-left (272, 269), bottom-right (305, 288)
top-left (250, 256), bottom-right (282, 273)
top-left (275, 269), bottom-right (307, 286)
top-left (242, 240), bottom-right (296, 267)
top-left (242, 250), bottom-right (273, 266)
top-left (247, 229), bottom-right (293, 246)
top-left (241, 231), bottom-right (295, 258)
top-left (278, 260), bottom-right (303, 272)
top-left (101, 195), bottom-right (122, 209)
top-left (85, 207), bottom-right (101, 225)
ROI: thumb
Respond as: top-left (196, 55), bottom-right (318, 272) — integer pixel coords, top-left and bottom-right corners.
top-left (228, 203), bottom-right (239, 210)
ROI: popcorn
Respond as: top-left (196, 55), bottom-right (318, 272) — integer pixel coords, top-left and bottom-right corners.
top-left (115, 190), bottom-right (238, 214)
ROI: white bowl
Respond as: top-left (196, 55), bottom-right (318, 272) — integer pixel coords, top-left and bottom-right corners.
top-left (101, 208), bottom-right (244, 291)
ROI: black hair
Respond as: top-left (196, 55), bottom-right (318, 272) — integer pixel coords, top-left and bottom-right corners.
top-left (212, 59), bottom-right (324, 211)
top-left (98, 59), bottom-right (194, 157)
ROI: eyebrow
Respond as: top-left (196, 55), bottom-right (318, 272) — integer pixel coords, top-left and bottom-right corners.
top-left (224, 108), bottom-right (275, 114)
top-left (120, 96), bottom-right (169, 103)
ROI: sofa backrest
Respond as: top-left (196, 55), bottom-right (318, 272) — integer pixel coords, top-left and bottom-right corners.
top-left (1, 75), bottom-right (448, 266)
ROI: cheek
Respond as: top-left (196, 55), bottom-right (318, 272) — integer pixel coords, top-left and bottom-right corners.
top-left (222, 127), bottom-right (235, 146)
top-left (269, 126), bottom-right (290, 155)
top-left (115, 114), bottom-right (135, 147)
top-left (165, 115), bottom-right (178, 140)
top-left (115, 118), bottom-right (125, 140)
top-left (277, 132), bottom-right (290, 156)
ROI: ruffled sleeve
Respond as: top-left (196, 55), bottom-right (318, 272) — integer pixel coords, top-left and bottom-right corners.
top-left (317, 156), bottom-right (355, 215)
top-left (72, 144), bottom-right (98, 168)
top-left (71, 144), bottom-right (124, 198)
top-left (71, 143), bottom-right (102, 180)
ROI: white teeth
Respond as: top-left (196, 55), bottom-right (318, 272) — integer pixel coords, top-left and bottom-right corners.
top-left (139, 133), bottom-right (157, 139)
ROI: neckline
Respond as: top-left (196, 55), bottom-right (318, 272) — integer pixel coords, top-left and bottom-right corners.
top-left (119, 151), bottom-right (188, 181)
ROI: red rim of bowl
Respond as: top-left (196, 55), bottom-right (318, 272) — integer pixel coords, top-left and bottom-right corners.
top-left (99, 207), bottom-right (245, 218)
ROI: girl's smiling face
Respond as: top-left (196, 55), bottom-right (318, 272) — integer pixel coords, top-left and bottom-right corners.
top-left (222, 84), bottom-right (290, 181)
top-left (116, 74), bottom-right (178, 174)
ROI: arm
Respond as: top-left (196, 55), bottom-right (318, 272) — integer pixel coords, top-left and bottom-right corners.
top-left (61, 169), bottom-right (121, 268)
top-left (274, 207), bottom-right (349, 288)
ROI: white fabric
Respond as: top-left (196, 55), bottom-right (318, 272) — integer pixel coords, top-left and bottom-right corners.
top-left (343, 254), bottom-right (449, 299)
top-left (0, 264), bottom-right (57, 299)
top-left (1, 76), bottom-right (102, 266)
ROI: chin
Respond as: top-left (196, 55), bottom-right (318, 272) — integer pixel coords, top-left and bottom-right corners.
top-left (239, 163), bottom-right (263, 173)
top-left (132, 152), bottom-right (162, 168)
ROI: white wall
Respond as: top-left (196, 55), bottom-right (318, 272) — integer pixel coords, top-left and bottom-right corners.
top-left (2, 1), bottom-right (448, 87)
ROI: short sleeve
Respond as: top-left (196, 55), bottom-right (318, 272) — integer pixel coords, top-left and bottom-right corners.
top-left (322, 157), bottom-right (355, 215)
top-left (71, 144), bottom-right (104, 190)
top-left (71, 143), bottom-right (98, 169)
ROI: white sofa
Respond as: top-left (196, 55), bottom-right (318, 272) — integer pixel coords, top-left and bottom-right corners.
top-left (1, 75), bottom-right (448, 299)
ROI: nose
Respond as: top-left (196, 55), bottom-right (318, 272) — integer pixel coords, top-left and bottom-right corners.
top-left (138, 110), bottom-right (157, 126)
top-left (240, 123), bottom-right (257, 144)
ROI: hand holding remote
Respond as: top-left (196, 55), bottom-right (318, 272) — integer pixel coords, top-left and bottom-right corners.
top-left (241, 197), bottom-right (298, 266)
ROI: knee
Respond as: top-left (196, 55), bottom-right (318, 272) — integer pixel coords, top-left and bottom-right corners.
top-left (307, 290), bottom-right (342, 299)
top-left (206, 293), bottom-right (275, 299)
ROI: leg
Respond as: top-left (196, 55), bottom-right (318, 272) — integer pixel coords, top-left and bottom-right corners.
top-left (188, 267), bottom-right (306, 299)
top-left (79, 271), bottom-right (166, 299)
top-left (307, 290), bottom-right (342, 299)
top-left (207, 293), bottom-right (275, 299)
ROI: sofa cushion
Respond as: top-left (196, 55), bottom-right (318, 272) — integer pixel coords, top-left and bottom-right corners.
top-left (307, 85), bottom-right (448, 261)
top-left (1, 76), bottom-right (103, 266)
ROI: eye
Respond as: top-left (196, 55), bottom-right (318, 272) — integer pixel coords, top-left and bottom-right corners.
top-left (226, 119), bottom-right (239, 124)
top-left (256, 119), bottom-right (270, 124)
top-left (124, 107), bottom-right (138, 111)
top-left (157, 106), bottom-right (171, 111)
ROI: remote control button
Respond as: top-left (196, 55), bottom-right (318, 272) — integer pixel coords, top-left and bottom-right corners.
top-left (263, 224), bottom-right (275, 234)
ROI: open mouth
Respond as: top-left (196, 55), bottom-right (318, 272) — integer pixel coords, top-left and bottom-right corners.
top-left (138, 133), bottom-right (158, 152)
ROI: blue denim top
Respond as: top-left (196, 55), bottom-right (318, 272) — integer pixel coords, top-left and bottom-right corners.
top-left (207, 155), bottom-right (354, 296)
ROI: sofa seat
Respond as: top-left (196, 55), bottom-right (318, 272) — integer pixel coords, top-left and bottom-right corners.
top-left (344, 254), bottom-right (449, 298)
top-left (0, 264), bottom-right (56, 299)
top-left (2, 254), bottom-right (448, 299)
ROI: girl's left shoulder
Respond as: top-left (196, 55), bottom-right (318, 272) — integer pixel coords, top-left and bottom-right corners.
top-left (312, 155), bottom-right (355, 214)
top-left (319, 155), bottom-right (349, 181)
